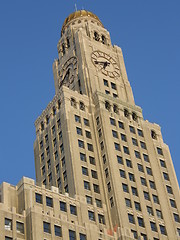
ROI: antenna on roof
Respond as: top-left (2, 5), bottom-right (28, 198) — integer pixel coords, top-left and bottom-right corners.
top-left (75, 4), bottom-right (77, 12)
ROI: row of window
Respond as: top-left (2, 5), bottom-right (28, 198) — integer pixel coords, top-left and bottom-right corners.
top-left (75, 115), bottom-right (90, 126)
top-left (5, 218), bottom-right (24, 234)
top-left (71, 98), bottom-right (85, 110)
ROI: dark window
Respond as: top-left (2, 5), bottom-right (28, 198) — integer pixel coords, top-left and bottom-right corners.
top-left (54, 225), bottom-right (62, 237)
top-left (132, 112), bottom-right (138, 121)
top-left (153, 195), bottom-right (159, 204)
top-left (174, 213), bottom-right (180, 223)
top-left (128, 214), bottom-right (135, 224)
top-left (140, 141), bottom-right (146, 149)
top-left (98, 214), bottom-right (105, 224)
top-left (135, 201), bottom-right (141, 211)
top-left (85, 131), bottom-right (91, 139)
top-left (111, 82), bottom-right (117, 90)
top-left (157, 147), bottom-right (163, 155)
top-left (80, 233), bottom-right (86, 240)
top-left (45, 134), bottom-right (48, 143)
top-left (40, 140), bottom-right (43, 149)
top-left (96, 116), bottom-right (100, 125)
top-left (118, 121), bottom-right (124, 129)
top-left (5, 237), bottom-right (13, 240)
top-left (156, 209), bottom-right (163, 219)
top-left (87, 143), bottom-right (93, 152)
top-left (131, 230), bottom-right (138, 239)
top-left (86, 195), bottom-right (92, 204)
top-left (141, 177), bottom-right (147, 186)
top-left (129, 126), bottom-right (135, 133)
top-left (170, 199), bottom-right (177, 208)
top-left (160, 159), bottom-right (166, 168)
top-left (149, 180), bottom-right (156, 189)
top-left (75, 115), bottom-right (81, 123)
top-left (129, 173), bottom-right (135, 182)
top-left (160, 225), bottom-right (167, 235)
top-left (103, 79), bottom-right (108, 86)
top-left (80, 153), bottom-right (86, 162)
top-left (105, 168), bottom-right (109, 178)
top-left (110, 197), bottom-right (114, 207)
top-left (146, 167), bottom-right (152, 175)
top-left (135, 151), bottom-right (141, 159)
top-left (5, 218), bottom-right (12, 230)
top-left (100, 141), bottom-right (104, 150)
top-left (125, 198), bottom-right (132, 208)
top-left (121, 133), bottom-right (127, 142)
top-left (132, 138), bottom-right (138, 146)
top-left (147, 206), bottom-right (153, 216)
top-left (144, 191), bottom-right (150, 201)
top-left (117, 155), bottom-right (123, 164)
top-left (110, 118), bottom-right (116, 126)
top-left (112, 130), bottom-right (118, 138)
top-left (105, 90), bottom-right (110, 94)
top-left (143, 154), bottom-right (149, 162)
top-left (177, 228), bottom-right (180, 237)
top-left (35, 193), bottom-right (42, 204)
top-left (96, 198), bottom-right (102, 208)
top-left (150, 222), bottom-right (157, 232)
top-left (105, 101), bottom-right (111, 110)
top-left (93, 184), bottom-right (100, 193)
top-left (70, 205), bottom-right (77, 215)
top-left (141, 233), bottom-right (147, 240)
top-left (123, 146), bottom-right (129, 154)
top-left (82, 167), bottom-right (88, 176)
top-left (47, 159), bottom-right (51, 169)
top-left (79, 101), bottom-right (85, 111)
top-left (107, 182), bottom-right (111, 192)
top-left (41, 153), bottom-right (44, 161)
top-left (163, 172), bottom-right (169, 181)
top-left (137, 129), bottom-right (143, 137)
top-left (115, 143), bottom-right (120, 151)
top-left (84, 118), bottom-right (89, 126)
top-left (122, 183), bottom-right (129, 193)
top-left (138, 163), bottom-right (144, 172)
top-left (126, 159), bottom-right (132, 168)
top-left (103, 155), bottom-right (106, 164)
top-left (84, 181), bottom-right (90, 190)
top-left (124, 109), bottom-right (129, 117)
top-left (76, 127), bottom-right (82, 135)
top-left (98, 129), bottom-right (102, 138)
top-left (43, 221), bottom-right (51, 233)
top-left (91, 170), bottom-right (98, 179)
top-left (132, 187), bottom-right (138, 196)
top-left (166, 185), bottom-right (173, 194)
top-left (69, 230), bottom-right (76, 240)
top-left (46, 197), bottom-right (53, 207)
top-left (89, 156), bottom-right (95, 165)
top-left (88, 211), bottom-right (95, 221)
top-left (120, 169), bottom-right (126, 178)
top-left (78, 140), bottom-right (84, 148)
top-left (60, 201), bottom-right (67, 212)
top-left (138, 217), bottom-right (145, 227)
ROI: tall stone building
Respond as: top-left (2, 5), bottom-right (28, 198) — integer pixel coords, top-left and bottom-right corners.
top-left (0, 10), bottom-right (180, 240)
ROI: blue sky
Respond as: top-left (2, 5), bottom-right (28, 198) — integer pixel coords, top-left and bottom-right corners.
top-left (0, 1), bottom-right (179, 185)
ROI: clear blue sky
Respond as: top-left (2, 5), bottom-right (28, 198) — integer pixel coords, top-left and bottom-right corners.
top-left (0, 1), bottom-right (179, 185)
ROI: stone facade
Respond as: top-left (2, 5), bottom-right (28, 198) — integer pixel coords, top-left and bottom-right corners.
top-left (1, 10), bottom-right (180, 240)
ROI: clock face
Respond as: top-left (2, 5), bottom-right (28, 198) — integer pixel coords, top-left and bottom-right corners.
top-left (59, 57), bottom-right (78, 88)
top-left (91, 51), bottom-right (120, 78)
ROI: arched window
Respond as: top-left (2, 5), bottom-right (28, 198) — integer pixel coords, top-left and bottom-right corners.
top-left (102, 35), bottom-right (106, 45)
top-left (105, 101), bottom-right (111, 111)
top-left (79, 101), bottom-right (85, 111)
top-left (94, 31), bottom-right (100, 41)
top-left (151, 130), bottom-right (157, 140)
top-left (71, 98), bottom-right (76, 108)
top-left (132, 112), bottom-right (138, 121)
top-left (113, 104), bottom-right (118, 114)
top-left (124, 109), bottom-right (129, 118)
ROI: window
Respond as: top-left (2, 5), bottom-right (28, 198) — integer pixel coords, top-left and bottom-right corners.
top-left (146, 167), bottom-right (152, 176)
top-left (170, 199), bottom-right (176, 208)
top-left (54, 225), bottom-right (62, 237)
top-left (60, 201), bottom-right (67, 211)
top-left (135, 202), bottom-right (141, 211)
top-left (91, 170), bottom-right (98, 179)
top-left (80, 233), bottom-right (86, 240)
top-left (64, 185), bottom-right (69, 193)
top-left (117, 155), bottom-right (123, 164)
top-left (70, 205), bottom-right (77, 215)
top-left (87, 143), bottom-right (93, 152)
top-left (5, 237), bottom-right (13, 240)
top-left (57, 178), bottom-right (61, 188)
top-left (143, 154), bottom-right (149, 162)
top-left (86, 195), bottom-right (92, 204)
top-left (35, 193), bottom-right (42, 204)
top-left (110, 118), bottom-right (116, 126)
top-left (131, 230), bottom-right (138, 239)
top-left (48, 173), bottom-right (52, 183)
top-left (132, 112), bottom-right (137, 121)
top-left (88, 211), bottom-right (95, 221)
top-left (160, 225), bottom-right (167, 235)
top-left (144, 191), bottom-right (150, 201)
top-left (140, 141), bottom-right (146, 149)
top-left (40, 140), bottom-right (43, 149)
top-left (166, 185), bottom-right (173, 194)
top-left (163, 172), bottom-right (169, 181)
top-left (118, 121), bottom-right (124, 129)
top-left (141, 233), bottom-right (147, 240)
top-left (57, 119), bottom-right (61, 128)
top-left (75, 115), bottom-right (81, 123)
top-left (47, 159), bottom-right (51, 169)
top-left (96, 198), bottom-right (102, 208)
top-left (46, 196), bottom-right (53, 207)
top-left (138, 163), bottom-right (144, 172)
top-left (132, 138), bottom-right (138, 146)
top-left (177, 228), bottom-right (180, 237)
top-left (156, 209), bottom-right (163, 219)
top-left (129, 173), bottom-right (135, 182)
top-left (63, 171), bottom-right (67, 181)
top-left (103, 154), bottom-right (106, 164)
top-left (89, 156), bottom-right (95, 165)
top-left (110, 197), bottom-right (114, 207)
top-left (122, 183), bottom-right (129, 193)
top-left (17, 222), bottom-right (24, 234)
top-left (84, 181), bottom-right (90, 190)
top-left (153, 195), bottom-right (159, 204)
top-left (112, 130), bottom-right (118, 138)
top-left (124, 109), bottom-right (129, 117)
top-left (105, 101), bottom-right (110, 111)
top-left (125, 198), bottom-right (132, 208)
top-left (135, 151), bottom-right (141, 159)
top-left (160, 159), bottom-right (166, 168)
top-left (55, 151), bottom-right (58, 160)
top-left (138, 217), bottom-right (144, 227)
top-left (150, 222), bottom-right (157, 232)
top-left (94, 31), bottom-right (99, 41)
top-left (157, 147), bottom-right (163, 155)
top-left (85, 131), bottom-right (91, 139)
top-left (123, 146), bottom-right (129, 154)
top-left (5, 218), bottom-right (12, 230)
top-left (84, 118), bottom-right (89, 126)
top-left (79, 101), bottom-right (85, 111)
top-left (78, 140), bottom-right (84, 148)
top-left (80, 153), bottom-right (86, 162)
top-left (82, 167), bottom-right (88, 176)
top-left (76, 127), bottom-right (82, 135)
top-left (128, 214), bottom-right (135, 224)
top-left (105, 90), bottom-right (110, 95)
top-left (126, 159), bottom-right (132, 168)
top-left (41, 153), bottom-right (44, 161)
top-left (132, 187), bottom-right (138, 196)
top-left (43, 221), bottom-right (51, 233)
top-left (107, 182), bottom-right (111, 192)
top-left (69, 230), bottom-right (76, 240)
top-left (45, 134), bottom-right (48, 142)
top-left (104, 168), bottom-right (109, 178)
top-left (149, 180), bottom-right (156, 189)
top-left (53, 138), bottom-right (57, 148)
top-left (46, 146), bottom-right (50, 155)
top-left (121, 133), bottom-right (127, 142)
top-left (129, 126), bottom-right (135, 133)
top-left (103, 79), bottom-right (109, 86)
top-left (111, 82), bottom-right (117, 90)
top-left (100, 141), bottom-right (104, 150)
top-left (96, 116), bottom-right (100, 125)
top-left (115, 143), bottom-right (120, 151)
top-left (98, 129), bottom-right (102, 138)
top-left (98, 214), bottom-right (105, 224)
top-left (174, 213), bottom-right (180, 223)
top-left (137, 129), bottom-right (143, 137)
top-left (147, 206), bottom-right (153, 216)
top-left (93, 184), bottom-right (100, 193)
top-left (141, 177), bottom-right (147, 186)
top-left (120, 169), bottom-right (126, 178)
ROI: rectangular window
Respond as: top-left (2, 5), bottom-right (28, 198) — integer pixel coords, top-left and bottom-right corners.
top-left (91, 170), bottom-right (98, 179)
top-left (105, 90), bottom-right (110, 94)
top-left (88, 211), bottom-right (95, 221)
top-left (135, 151), bottom-right (141, 159)
top-left (123, 146), bottom-right (129, 154)
top-left (156, 209), bottom-right (163, 219)
top-left (95, 198), bottom-right (102, 208)
top-left (103, 79), bottom-right (109, 86)
top-left (78, 140), bottom-right (84, 148)
top-left (43, 221), bottom-right (51, 234)
top-left (160, 225), bottom-right (167, 235)
top-left (84, 181), bottom-right (90, 190)
top-left (47, 159), bottom-right (51, 169)
top-left (110, 197), bottom-right (114, 207)
top-left (93, 184), bottom-right (100, 193)
top-left (170, 199), bottom-right (177, 208)
top-left (160, 159), bottom-right (166, 168)
top-left (157, 147), bottom-right (163, 155)
top-left (76, 127), bottom-right (83, 135)
top-left (84, 118), bottom-right (89, 126)
top-left (141, 177), bottom-right (147, 186)
top-left (118, 121), bottom-right (124, 129)
top-left (125, 198), bottom-right (132, 208)
top-left (111, 82), bottom-right (117, 90)
top-left (140, 141), bottom-right (146, 149)
top-left (89, 156), bottom-right (95, 165)
top-left (48, 172), bottom-right (52, 183)
top-left (146, 167), bottom-right (152, 175)
top-left (112, 130), bottom-right (118, 138)
top-left (98, 128), bottom-right (102, 138)
top-left (69, 230), bottom-right (76, 240)
top-left (138, 217), bottom-right (145, 227)
top-left (143, 154), bottom-right (149, 162)
top-left (128, 214), bottom-right (135, 224)
top-left (52, 125), bottom-right (55, 134)
top-left (174, 213), bottom-right (180, 223)
top-left (60, 201), bottom-right (67, 212)
top-left (135, 202), bottom-right (141, 211)
top-left (132, 187), bottom-right (138, 196)
top-left (115, 143), bottom-right (120, 151)
top-left (80, 153), bottom-right (86, 162)
top-left (166, 185), bottom-right (173, 194)
top-left (149, 180), bottom-right (156, 189)
top-left (82, 167), bottom-right (88, 176)
top-left (70, 205), bottom-right (77, 215)
top-left (153, 195), bottom-right (159, 204)
top-left (87, 143), bottom-right (93, 152)
top-left (41, 153), bottom-right (44, 161)
top-left (80, 233), bottom-right (86, 240)
top-left (129, 173), bottom-right (135, 182)
top-left (163, 172), bottom-right (169, 180)
top-left (105, 168), bottom-right (109, 178)
top-left (144, 191), bottom-right (150, 201)
top-left (103, 155), bottom-right (106, 164)
top-left (98, 214), bottom-right (105, 224)
top-left (46, 196), bottom-right (53, 207)
top-left (137, 163), bottom-right (144, 172)
top-left (85, 130), bottom-right (91, 139)
top-left (35, 193), bottom-right (42, 204)
top-left (117, 155), bottom-right (123, 164)
top-left (147, 206), bottom-right (153, 216)
top-left (55, 151), bottom-right (58, 160)
top-left (45, 134), bottom-right (48, 143)
top-left (56, 164), bottom-right (60, 173)
top-left (110, 118), bottom-right (116, 126)
top-left (5, 218), bottom-right (12, 230)
top-left (86, 195), bottom-right (92, 204)
top-left (16, 221), bottom-right (24, 234)
top-left (129, 126), bottom-right (135, 133)
top-left (107, 182), bottom-right (111, 192)
top-left (137, 129), bottom-right (143, 137)
top-left (120, 169), bottom-right (126, 178)
top-left (131, 230), bottom-right (138, 239)
top-left (54, 225), bottom-right (62, 237)
top-left (126, 159), bottom-right (132, 168)
top-left (150, 222), bottom-right (157, 232)
top-left (122, 183), bottom-right (129, 193)
top-left (5, 237), bottom-right (13, 240)
top-left (75, 115), bottom-right (81, 123)
top-left (40, 140), bottom-right (43, 149)
top-left (132, 138), bottom-right (138, 146)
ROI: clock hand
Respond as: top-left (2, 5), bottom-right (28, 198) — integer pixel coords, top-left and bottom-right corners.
top-left (94, 60), bottom-right (110, 69)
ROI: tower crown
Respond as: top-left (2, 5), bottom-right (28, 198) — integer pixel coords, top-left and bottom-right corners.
top-left (61, 10), bottom-right (104, 36)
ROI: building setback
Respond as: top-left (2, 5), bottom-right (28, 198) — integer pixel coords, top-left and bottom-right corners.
top-left (1, 10), bottom-right (180, 240)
